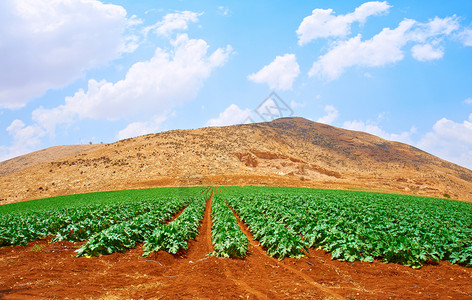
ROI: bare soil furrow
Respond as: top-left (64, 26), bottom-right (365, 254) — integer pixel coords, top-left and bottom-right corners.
top-left (1, 188), bottom-right (472, 299)
top-left (227, 202), bottom-right (346, 299)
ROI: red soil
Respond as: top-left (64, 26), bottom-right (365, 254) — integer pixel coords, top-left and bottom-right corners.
top-left (1, 190), bottom-right (472, 299)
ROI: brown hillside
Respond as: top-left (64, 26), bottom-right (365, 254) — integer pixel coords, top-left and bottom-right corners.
top-left (1, 117), bottom-right (472, 204)
top-left (0, 144), bottom-right (103, 177)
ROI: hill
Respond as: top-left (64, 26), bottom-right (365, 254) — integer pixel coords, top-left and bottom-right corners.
top-left (0, 144), bottom-right (103, 177)
top-left (1, 117), bottom-right (471, 204)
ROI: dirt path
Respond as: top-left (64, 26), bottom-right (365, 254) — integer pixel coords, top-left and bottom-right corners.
top-left (201, 186), bottom-right (212, 195)
top-left (164, 205), bottom-right (188, 225)
top-left (186, 188), bottom-right (213, 259)
top-left (1, 188), bottom-right (472, 299)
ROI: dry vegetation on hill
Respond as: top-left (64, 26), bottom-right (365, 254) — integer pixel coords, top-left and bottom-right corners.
top-left (0, 144), bottom-right (102, 177)
top-left (1, 117), bottom-right (472, 204)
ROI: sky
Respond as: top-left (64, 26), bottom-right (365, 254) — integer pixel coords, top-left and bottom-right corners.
top-left (0, 0), bottom-right (472, 170)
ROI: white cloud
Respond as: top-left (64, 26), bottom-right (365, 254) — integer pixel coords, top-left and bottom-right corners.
top-left (417, 115), bottom-right (472, 170)
top-left (309, 19), bottom-right (415, 80)
top-left (206, 104), bottom-right (251, 127)
top-left (309, 16), bottom-right (460, 80)
top-left (297, 1), bottom-right (391, 45)
top-left (457, 28), bottom-right (472, 46)
top-left (464, 98), bottom-right (472, 105)
top-left (0, 120), bottom-right (45, 161)
top-left (248, 54), bottom-right (300, 90)
top-left (32, 34), bottom-right (233, 135)
top-left (0, 0), bottom-right (136, 109)
top-left (408, 16), bottom-right (459, 62)
top-left (410, 16), bottom-right (460, 43)
top-left (218, 6), bottom-right (230, 16)
top-left (411, 43), bottom-right (444, 61)
top-left (145, 11), bottom-right (202, 37)
top-left (117, 115), bottom-right (166, 140)
top-left (343, 119), bottom-right (416, 144)
top-left (317, 105), bottom-right (339, 124)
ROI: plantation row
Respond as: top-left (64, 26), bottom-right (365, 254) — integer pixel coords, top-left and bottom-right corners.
top-left (0, 186), bottom-right (471, 267)
top-left (0, 188), bottom-right (209, 257)
top-left (211, 193), bottom-right (249, 258)
top-left (0, 187), bottom-right (246, 258)
top-left (223, 187), bottom-right (472, 268)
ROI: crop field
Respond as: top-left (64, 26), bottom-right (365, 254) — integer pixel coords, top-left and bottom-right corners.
top-left (1, 186), bottom-right (472, 267)
top-left (0, 187), bottom-right (206, 255)
top-left (224, 186), bottom-right (472, 267)
top-left (1, 186), bottom-right (472, 298)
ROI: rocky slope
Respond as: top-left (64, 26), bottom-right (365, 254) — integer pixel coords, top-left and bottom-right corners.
top-left (0, 144), bottom-right (103, 176)
top-left (1, 117), bottom-right (471, 204)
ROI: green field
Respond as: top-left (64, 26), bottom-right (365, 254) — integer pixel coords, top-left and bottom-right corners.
top-left (1, 186), bottom-right (471, 268)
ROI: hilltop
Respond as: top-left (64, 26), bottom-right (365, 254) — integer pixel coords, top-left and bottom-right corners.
top-left (1, 117), bottom-right (471, 204)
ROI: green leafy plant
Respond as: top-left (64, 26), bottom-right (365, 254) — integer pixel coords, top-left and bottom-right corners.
top-left (210, 193), bottom-right (249, 258)
top-left (143, 196), bottom-right (206, 256)
top-left (223, 186), bottom-right (472, 267)
top-left (2, 186), bottom-right (472, 268)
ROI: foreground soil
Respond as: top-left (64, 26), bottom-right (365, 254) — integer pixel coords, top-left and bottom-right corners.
top-left (1, 191), bottom-right (472, 299)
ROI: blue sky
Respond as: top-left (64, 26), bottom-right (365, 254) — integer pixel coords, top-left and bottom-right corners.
top-left (1, 0), bottom-right (472, 169)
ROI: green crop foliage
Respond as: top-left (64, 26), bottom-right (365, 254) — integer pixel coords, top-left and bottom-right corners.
top-left (0, 187), bottom-right (207, 257)
top-left (225, 189), bottom-right (308, 259)
top-left (210, 192), bottom-right (249, 258)
top-left (223, 186), bottom-right (472, 268)
top-left (76, 196), bottom-right (193, 257)
top-left (1, 185), bottom-right (471, 268)
top-left (142, 195), bottom-right (207, 256)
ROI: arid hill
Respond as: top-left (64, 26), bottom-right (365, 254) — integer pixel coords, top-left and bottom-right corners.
top-left (1, 117), bottom-right (472, 204)
top-left (0, 144), bottom-right (103, 177)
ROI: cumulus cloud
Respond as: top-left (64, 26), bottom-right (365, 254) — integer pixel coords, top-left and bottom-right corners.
top-left (0, 0), bottom-right (136, 109)
top-left (248, 54), bottom-right (300, 90)
top-left (297, 1), bottom-right (391, 45)
top-left (464, 98), bottom-right (472, 105)
top-left (145, 11), bottom-right (202, 37)
top-left (417, 115), bottom-right (472, 170)
top-left (309, 19), bottom-right (415, 80)
top-left (457, 28), bottom-right (472, 46)
top-left (0, 120), bottom-right (45, 161)
top-left (206, 104), bottom-right (251, 127)
top-left (411, 43), bottom-right (444, 61)
top-left (309, 16), bottom-right (460, 80)
top-left (343, 119), bottom-right (416, 144)
top-left (409, 16), bottom-right (460, 42)
top-left (317, 105), bottom-right (339, 124)
top-left (117, 115), bottom-right (166, 140)
top-left (32, 34), bottom-right (232, 136)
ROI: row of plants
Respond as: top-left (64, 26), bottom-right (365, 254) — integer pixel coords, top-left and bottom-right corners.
top-left (0, 201), bottom-right (155, 246)
top-left (225, 191), bottom-right (308, 259)
top-left (52, 200), bottom-right (162, 243)
top-left (3, 185), bottom-right (471, 268)
top-left (75, 195), bottom-right (195, 256)
top-left (223, 186), bottom-right (472, 268)
top-left (210, 192), bottom-right (249, 258)
top-left (142, 194), bottom-right (207, 256)
top-left (0, 187), bottom-right (206, 252)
